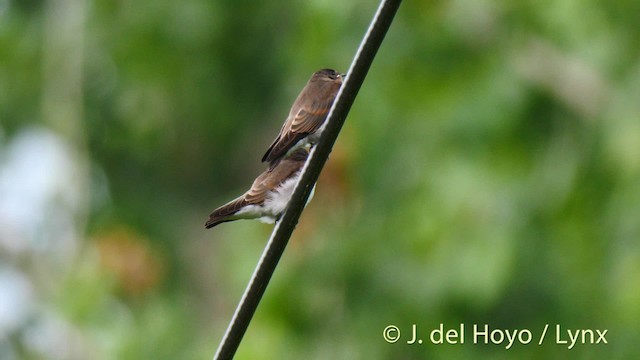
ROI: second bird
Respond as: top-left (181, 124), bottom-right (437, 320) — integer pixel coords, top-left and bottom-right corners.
top-left (262, 68), bottom-right (344, 167)
top-left (205, 147), bottom-right (312, 229)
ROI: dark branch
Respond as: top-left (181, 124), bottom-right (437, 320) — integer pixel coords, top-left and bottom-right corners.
top-left (213, 1), bottom-right (402, 358)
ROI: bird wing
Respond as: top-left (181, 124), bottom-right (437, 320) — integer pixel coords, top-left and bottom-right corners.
top-left (243, 171), bottom-right (274, 205)
top-left (204, 171), bottom-right (274, 229)
top-left (261, 100), bottom-right (332, 164)
top-left (245, 156), bottom-right (304, 204)
top-left (205, 149), bottom-right (309, 229)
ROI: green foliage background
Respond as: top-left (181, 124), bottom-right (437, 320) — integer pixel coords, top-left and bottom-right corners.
top-left (1, 0), bottom-right (639, 359)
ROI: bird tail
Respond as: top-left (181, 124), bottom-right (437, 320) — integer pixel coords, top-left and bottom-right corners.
top-left (204, 196), bottom-right (246, 229)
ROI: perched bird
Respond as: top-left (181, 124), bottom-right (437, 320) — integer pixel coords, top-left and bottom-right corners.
top-left (205, 148), bottom-right (312, 229)
top-left (262, 68), bottom-right (343, 167)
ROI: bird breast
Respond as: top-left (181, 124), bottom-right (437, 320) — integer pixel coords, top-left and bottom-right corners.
top-left (264, 170), bottom-right (303, 216)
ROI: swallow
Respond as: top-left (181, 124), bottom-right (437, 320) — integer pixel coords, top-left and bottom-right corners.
top-left (205, 147), bottom-right (312, 228)
top-left (262, 68), bottom-right (343, 167)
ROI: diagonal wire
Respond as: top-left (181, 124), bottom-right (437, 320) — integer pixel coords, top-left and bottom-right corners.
top-left (214, 0), bottom-right (402, 358)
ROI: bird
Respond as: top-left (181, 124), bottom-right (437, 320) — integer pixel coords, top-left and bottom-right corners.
top-left (262, 68), bottom-right (343, 167)
top-left (205, 147), bottom-right (312, 229)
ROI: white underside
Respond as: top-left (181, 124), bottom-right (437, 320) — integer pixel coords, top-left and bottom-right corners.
top-left (282, 127), bottom-right (324, 158)
top-left (234, 170), bottom-right (315, 224)
top-left (233, 204), bottom-right (277, 224)
top-left (307, 127), bottom-right (323, 144)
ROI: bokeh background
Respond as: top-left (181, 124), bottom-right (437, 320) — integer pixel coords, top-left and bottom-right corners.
top-left (1, 0), bottom-right (640, 359)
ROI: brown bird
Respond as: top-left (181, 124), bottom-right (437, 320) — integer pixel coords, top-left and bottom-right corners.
top-left (205, 147), bottom-right (312, 229)
top-left (262, 68), bottom-right (343, 166)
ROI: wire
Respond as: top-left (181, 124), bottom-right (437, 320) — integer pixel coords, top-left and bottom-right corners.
top-left (213, 1), bottom-right (403, 358)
